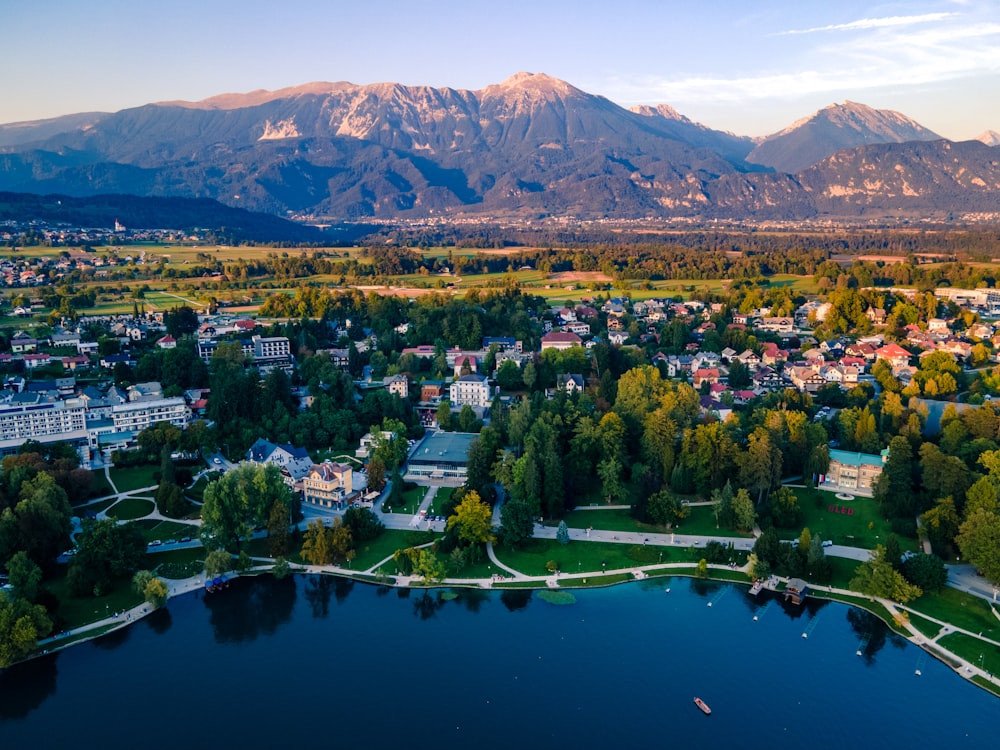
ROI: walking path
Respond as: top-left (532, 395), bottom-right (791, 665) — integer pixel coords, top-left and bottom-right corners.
top-left (48, 469), bottom-right (1000, 697)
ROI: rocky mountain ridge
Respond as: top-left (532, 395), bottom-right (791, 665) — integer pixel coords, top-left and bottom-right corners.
top-left (0, 73), bottom-right (996, 223)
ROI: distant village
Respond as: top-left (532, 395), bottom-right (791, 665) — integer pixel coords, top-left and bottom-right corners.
top-left (3, 276), bottom-right (1000, 507)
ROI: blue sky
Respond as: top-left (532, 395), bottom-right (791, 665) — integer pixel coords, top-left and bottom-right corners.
top-left (4, 0), bottom-right (998, 139)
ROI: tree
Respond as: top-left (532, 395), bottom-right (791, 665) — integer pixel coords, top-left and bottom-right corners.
top-left (873, 436), bottom-right (914, 519)
top-left (343, 507), bottom-right (385, 542)
top-left (458, 404), bottom-right (480, 433)
top-left (955, 507), bottom-right (1000, 583)
top-left (200, 463), bottom-right (293, 552)
top-left (696, 559), bottom-right (709, 578)
top-left (740, 428), bottom-right (782, 504)
top-left (67, 519), bottom-right (147, 597)
top-left (747, 553), bottom-right (770, 581)
top-left (850, 545), bottom-right (923, 602)
top-left (436, 400), bottom-right (453, 430)
top-left (648, 490), bottom-right (686, 527)
top-left (556, 520), bottom-right (570, 545)
top-left (301, 519), bottom-right (334, 566)
top-left (272, 558), bottom-right (291, 580)
top-left (0, 472), bottom-right (73, 568)
top-left (498, 499), bottom-right (535, 548)
top-left (204, 550), bottom-right (233, 577)
top-left (164, 305), bottom-right (199, 338)
top-left (267, 501), bottom-right (291, 558)
top-left (597, 457), bottom-right (626, 505)
top-left (366, 456), bottom-right (386, 490)
top-left (447, 491), bottom-right (494, 550)
top-left (7, 550), bottom-right (42, 602)
top-left (902, 554), bottom-right (947, 593)
top-left (733, 488), bottom-right (756, 532)
top-left (144, 577), bottom-right (169, 608)
top-left (0, 590), bottom-right (51, 667)
top-left (767, 487), bottom-right (801, 529)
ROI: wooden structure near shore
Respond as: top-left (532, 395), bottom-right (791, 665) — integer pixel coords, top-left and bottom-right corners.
top-left (784, 578), bottom-right (809, 605)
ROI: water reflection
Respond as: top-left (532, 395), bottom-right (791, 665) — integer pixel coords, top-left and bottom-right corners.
top-left (846, 608), bottom-right (905, 665)
top-left (144, 607), bottom-right (173, 636)
top-left (203, 575), bottom-right (296, 643)
top-left (500, 589), bottom-right (531, 612)
top-left (333, 577), bottom-right (354, 605)
top-left (90, 625), bottom-right (131, 650)
top-left (412, 591), bottom-right (445, 620)
top-left (304, 575), bottom-right (335, 618)
top-left (0, 654), bottom-right (58, 719)
top-left (453, 588), bottom-right (488, 613)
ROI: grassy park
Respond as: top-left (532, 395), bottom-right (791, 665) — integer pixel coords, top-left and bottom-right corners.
top-left (108, 465), bottom-right (160, 493)
top-left (785, 487), bottom-right (904, 548)
top-left (106, 497), bottom-right (155, 521)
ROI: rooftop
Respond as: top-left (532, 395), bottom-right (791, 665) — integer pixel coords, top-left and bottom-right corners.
top-left (408, 431), bottom-right (478, 466)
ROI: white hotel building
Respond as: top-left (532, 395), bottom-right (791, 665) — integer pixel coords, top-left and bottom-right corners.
top-left (0, 394), bottom-right (88, 453)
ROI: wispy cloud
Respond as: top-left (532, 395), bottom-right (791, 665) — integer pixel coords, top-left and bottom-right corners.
top-left (611, 8), bottom-right (1000, 106)
top-left (777, 12), bottom-right (955, 35)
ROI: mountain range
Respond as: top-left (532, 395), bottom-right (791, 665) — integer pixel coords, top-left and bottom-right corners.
top-left (0, 72), bottom-right (997, 224)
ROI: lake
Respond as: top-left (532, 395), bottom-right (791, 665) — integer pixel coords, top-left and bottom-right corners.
top-left (0, 575), bottom-right (994, 747)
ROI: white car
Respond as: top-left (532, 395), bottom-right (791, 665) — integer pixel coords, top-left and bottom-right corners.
top-left (822, 540), bottom-right (833, 548)
top-left (214, 457), bottom-right (222, 465)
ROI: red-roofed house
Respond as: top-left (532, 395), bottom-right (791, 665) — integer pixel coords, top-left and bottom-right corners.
top-left (61, 355), bottom-right (90, 371)
top-left (875, 343), bottom-right (912, 369)
top-left (541, 331), bottom-right (583, 351)
top-left (156, 335), bottom-right (177, 350)
top-left (693, 368), bottom-right (721, 388)
top-left (453, 354), bottom-right (478, 376)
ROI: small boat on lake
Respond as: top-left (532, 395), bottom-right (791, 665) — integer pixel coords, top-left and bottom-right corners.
top-left (694, 697), bottom-right (711, 715)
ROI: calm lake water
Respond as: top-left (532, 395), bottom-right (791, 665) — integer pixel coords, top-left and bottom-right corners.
top-left (0, 576), bottom-right (994, 747)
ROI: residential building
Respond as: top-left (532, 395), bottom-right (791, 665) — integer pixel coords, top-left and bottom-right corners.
top-left (246, 438), bottom-right (313, 486)
top-left (540, 331), bottom-right (583, 351)
top-left (302, 462), bottom-right (354, 508)
top-left (821, 449), bottom-right (886, 493)
top-left (111, 397), bottom-right (190, 433)
top-left (383, 374), bottom-right (409, 399)
top-left (0, 393), bottom-right (88, 452)
top-left (449, 373), bottom-right (491, 408)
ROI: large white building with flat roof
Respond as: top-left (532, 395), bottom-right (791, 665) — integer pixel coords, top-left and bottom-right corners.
top-left (0, 394), bottom-right (88, 452)
top-left (111, 397), bottom-right (190, 433)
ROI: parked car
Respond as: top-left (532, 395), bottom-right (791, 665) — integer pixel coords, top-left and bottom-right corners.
top-left (822, 540), bottom-right (833, 548)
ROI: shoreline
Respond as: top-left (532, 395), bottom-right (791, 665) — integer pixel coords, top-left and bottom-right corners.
top-left (23, 560), bottom-right (1000, 699)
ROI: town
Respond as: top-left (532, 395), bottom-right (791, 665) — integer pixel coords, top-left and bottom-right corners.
top-left (0, 235), bottom-right (998, 700)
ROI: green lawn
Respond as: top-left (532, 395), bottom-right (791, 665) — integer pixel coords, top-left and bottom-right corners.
top-left (937, 632), bottom-right (1000, 676)
top-left (673, 505), bottom-right (755, 538)
top-left (44, 567), bottom-right (144, 630)
top-left (86, 475), bottom-right (114, 500)
top-left (905, 610), bottom-right (942, 639)
top-left (430, 487), bottom-right (455, 515)
top-left (354, 529), bottom-right (436, 570)
top-left (75, 497), bottom-right (117, 515)
top-left (494, 538), bottom-right (701, 577)
top-left (907, 587), bottom-right (1000, 641)
top-left (134, 519), bottom-right (197, 542)
top-left (106, 497), bottom-right (155, 521)
top-left (384, 485), bottom-right (429, 513)
top-left (558, 508), bottom-right (650, 534)
top-left (185, 473), bottom-right (221, 502)
top-left (109, 465), bottom-right (160, 493)
top-left (785, 487), bottom-right (907, 548)
top-left (151, 547), bottom-right (206, 579)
